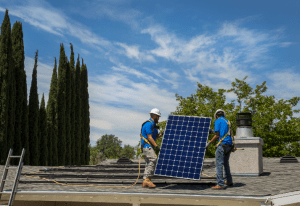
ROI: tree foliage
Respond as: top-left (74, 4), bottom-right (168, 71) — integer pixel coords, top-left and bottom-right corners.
top-left (165, 76), bottom-right (300, 157)
top-left (65, 56), bottom-right (71, 165)
top-left (228, 77), bottom-right (300, 157)
top-left (46, 57), bottom-right (58, 166)
top-left (74, 54), bottom-right (81, 165)
top-left (89, 134), bottom-right (136, 165)
top-left (120, 144), bottom-right (136, 159)
top-left (11, 21), bottom-right (25, 165)
top-left (69, 43), bottom-right (76, 165)
top-left (80, 60), bottom-right (90, 165)
top-left (0, 9), bottom-right (11, 164)
top-left (39, 94), bottom-right (47, 166)
top-left (28, 50), bottom-right (39, 165)
top-left (57, 44), bottom-right (67, 166)
top-left (96, 134), bottom-right (122, 159)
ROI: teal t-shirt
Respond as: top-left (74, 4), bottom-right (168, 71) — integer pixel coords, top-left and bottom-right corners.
top-left (141, 119), bottom-right (158, 148)
top-left (214, 117), bottom-right (232, 145)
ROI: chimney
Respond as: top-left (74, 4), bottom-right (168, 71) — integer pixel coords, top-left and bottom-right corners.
top-left (229, 112), bottom-right (264, 176)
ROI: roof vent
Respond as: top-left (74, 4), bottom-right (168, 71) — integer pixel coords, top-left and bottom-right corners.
top-left (280, 155), bottom-right (299, 163)
top-left (117, 157), bottom-right (133, 164)
top-left (236, 112), bottom-right (252, 127)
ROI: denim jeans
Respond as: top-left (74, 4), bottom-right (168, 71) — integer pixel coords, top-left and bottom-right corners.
top-left (215, 144), bottom-right (233, 186)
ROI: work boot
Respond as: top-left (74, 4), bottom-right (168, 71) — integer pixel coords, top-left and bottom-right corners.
top-left (211, 185), bottom-right (226, 190)
top-left (225, 180), bottom-right (233, 186)
top-left (142, 178), bottom-right (156, 188)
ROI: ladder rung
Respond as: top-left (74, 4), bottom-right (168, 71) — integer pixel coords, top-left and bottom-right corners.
top-left (9, 156), bottom-right (21, 158)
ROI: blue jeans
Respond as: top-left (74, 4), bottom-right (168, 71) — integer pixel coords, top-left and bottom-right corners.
top-left (215, 145), bottom-right (233, 186)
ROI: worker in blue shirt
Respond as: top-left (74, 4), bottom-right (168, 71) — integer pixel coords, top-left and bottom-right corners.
top-left (140, 108), bottom-right (164, 188)
top-left (205, 109), bottom-right (234, 189)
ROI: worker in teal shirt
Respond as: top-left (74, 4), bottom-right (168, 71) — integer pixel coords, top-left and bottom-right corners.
top-left (140, 108), bottom-right (163, 188)
top-left (206, 109), bottom-right (234, 189)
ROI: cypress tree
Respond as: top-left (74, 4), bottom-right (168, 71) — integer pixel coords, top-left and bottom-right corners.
top-left (80, 60), bottom-right (86, 165)
top-left (46, 58), bottom-right (58, 166)
top-left (22, 68), bottom-right (29, 165)
top-left (84, 63), bottom-right (90, 165)
top-left (57, 44), bottom-right (66, 166)
top-left (81, 61), bottom-right (90, 165)
top-left (39, 94), bottom-right (47, 166)
top-left (6, 15), bottom-right (16, 164)
top-left (11, 21), bottom-right (24, 165)
top-left (65, 56), bottom-right (71, 165)
top-left (0, 9), bottom-right (12, 164)
top-left (75, 55), bottom-right (81, 165)
top-left (28, 50), bottom-right (39, 166)
top-left (69, 43), bottom-right (76, 165)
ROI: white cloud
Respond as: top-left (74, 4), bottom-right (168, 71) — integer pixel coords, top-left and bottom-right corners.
top-left (109, 61), bottom-right (158, 83)
top-left (89, 73), bottom-right (177, 111)
top-left (279, 42), bottom-right (293, 47)
top-left (60, 0), bottom-right (143, 30)
top-left (141, 21), bottom-right (289, 92)
top-left (0, 2), bottom-right (113, 52)
top-left (88, 73), bottom-right (178, 147)
top-left (80, 48), bottom-right (91, 55)
top-left (141, 25), bottom-right (216, 63)
top-left (268, 69), bottom-right (300, 99)
top-left (115, 42), bottom-right (156, 63)
top-left (144, 67), bottom-right (180, 89)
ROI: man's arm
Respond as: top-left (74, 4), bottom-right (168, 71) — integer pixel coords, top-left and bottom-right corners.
top-left (147, 134), bottom-right (158, 147)
top-left (209, 131), bottom-right (220, 143)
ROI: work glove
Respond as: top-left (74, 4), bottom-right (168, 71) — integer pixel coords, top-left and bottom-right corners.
top-left (205, 141), bottom-right (211, 149)
top-left (155, 146), bottom-right (161, 152)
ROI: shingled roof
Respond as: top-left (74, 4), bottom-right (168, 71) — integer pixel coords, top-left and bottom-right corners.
top-left (0, 157), bottom-right (299, 206)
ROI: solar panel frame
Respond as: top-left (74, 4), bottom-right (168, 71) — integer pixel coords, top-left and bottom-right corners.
top-left (154, 115), bottom-right (212, 180)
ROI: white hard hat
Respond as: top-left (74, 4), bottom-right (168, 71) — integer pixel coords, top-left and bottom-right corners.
top-left (214, 109), bottom-right (226, 119)
top-left (150, 108), bottom-right (161, 117)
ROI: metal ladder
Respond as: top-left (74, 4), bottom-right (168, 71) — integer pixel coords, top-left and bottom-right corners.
top-left (0, 148), bottom-right (26, 206)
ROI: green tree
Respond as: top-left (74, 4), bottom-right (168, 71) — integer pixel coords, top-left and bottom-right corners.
top-left (57, 44), bottom-right (67, 166)
top-left (69, 43), bottom-right (76, 165)
top-left (164, 76), bottom-right (300, 158)
top-left (46, 57), bottom-right (58, 166)
top-left (65, 56), bottom-right (71, 165)
top-left (6, 15), bottom-right (16, 165)
top-left (120, 145), bottom-right (136, 159)
top-left (28, 50), bottom-right (39, 165)
top-left (11, 21), bottom-right (25, 165)
top-left (74, 54), bottom-right (81, 165)
top-left (80, 60), bottom-right (90, 165)
top-left (228, 77), bottom-right (300, 157)
top-left (96, 134), bottom-right (122, 159)
top-left (89, 144), bottom-right (106, 165)
top-left (39, 94), bottom-right (47, 166)
top-left (21, 67), bottom-right (29, 165)
top-left (0, 9), bottom-right (11, 164)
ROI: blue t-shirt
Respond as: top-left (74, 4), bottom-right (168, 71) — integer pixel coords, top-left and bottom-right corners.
top-left (141, 119), bottom-right (158, 148)
top-left (214, 117), bottom-right (232, 145)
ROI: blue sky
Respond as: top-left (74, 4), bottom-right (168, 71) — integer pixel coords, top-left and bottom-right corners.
top-left (1, 0), bottom-right (299, 148)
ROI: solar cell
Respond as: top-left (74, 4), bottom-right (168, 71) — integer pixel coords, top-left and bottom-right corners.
top-left (154, 115), bottom-right (212, 180)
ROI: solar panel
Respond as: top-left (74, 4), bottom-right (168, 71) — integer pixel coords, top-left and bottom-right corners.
top-left (154, 115), bottom-right (212, 180)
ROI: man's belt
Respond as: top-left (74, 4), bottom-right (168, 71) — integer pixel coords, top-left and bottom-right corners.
top-left (222, 144), bottom-right (232, 147)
